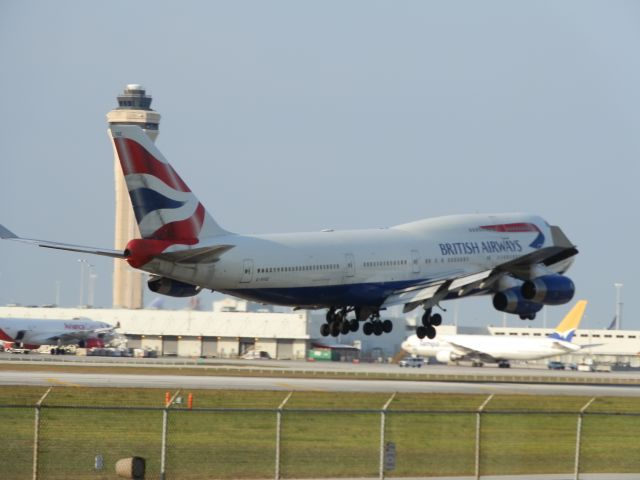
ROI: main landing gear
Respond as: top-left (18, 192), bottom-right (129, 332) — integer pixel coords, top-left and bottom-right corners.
top-left (320, 308), bottom-right (393, 337)
top-left (416, 308), bottom-right (442, 340)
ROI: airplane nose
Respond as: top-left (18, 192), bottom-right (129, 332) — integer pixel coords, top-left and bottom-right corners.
top-left (401, 341), bottom-right (409, 352)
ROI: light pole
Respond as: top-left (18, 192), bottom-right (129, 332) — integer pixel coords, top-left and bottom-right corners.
top-left (88, 270), bottom-right (97, 308)
top-left (614, 283), bottom-right (623, 330)
top-left (78, 259), bottom-right (89, 307)
top-left (55, 281), bottom-right (61, 306)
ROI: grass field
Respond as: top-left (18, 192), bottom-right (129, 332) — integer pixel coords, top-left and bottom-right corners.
top-left (1, 386), bottom-right (639, 479)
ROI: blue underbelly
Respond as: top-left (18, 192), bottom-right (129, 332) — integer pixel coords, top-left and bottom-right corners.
top-left (221, 280), bottom-right (424, 307)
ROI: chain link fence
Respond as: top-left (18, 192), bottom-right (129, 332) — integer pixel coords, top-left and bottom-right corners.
top-left (2, 388), bottom-right (640, 479)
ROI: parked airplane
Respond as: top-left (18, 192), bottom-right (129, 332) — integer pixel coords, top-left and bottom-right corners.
top-left (0, 317), bottom-right (117, 354)
top-left (401, 300), bottom-right (588, 367)
top-left (0, 124), bottom-right (579, 339)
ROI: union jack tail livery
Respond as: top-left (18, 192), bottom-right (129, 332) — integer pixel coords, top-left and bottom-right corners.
top-left (110, 125), bottom-right (229, 242)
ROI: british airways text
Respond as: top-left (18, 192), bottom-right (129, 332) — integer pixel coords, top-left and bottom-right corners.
top-left (439, 240), bottom-right (522, 256)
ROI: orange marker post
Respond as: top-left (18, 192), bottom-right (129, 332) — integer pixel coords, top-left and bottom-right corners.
top-left (165, 391), bottom-right (170, 407)
top-left (187, 392), bottom-right (193, 410)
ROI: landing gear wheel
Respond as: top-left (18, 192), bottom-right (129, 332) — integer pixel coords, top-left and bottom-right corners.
top-left (373, 321), bottom-right (383, 336)
top-left (349, 319), bottom-right (359, 332)
top-left (421, 309), bottom-right (432, 326)
top-left (340, 320), bottom-right (350, 335)
top-left (330, 322), bottom-right (341, 337)
top-left (326, 309), bottom-right (335, 322)
top-left (320, 323), bottom-right (330, 337)
top-left (425, 325), bottom-right (436, 339)
top-left (382, 319), bottom-right (393, 333)
top-left (416, 326), bottom-right (426, 339)
top-left (363, 322), bottom-right (373, 336)
top-left (430, 313), bottom-right (442, 327)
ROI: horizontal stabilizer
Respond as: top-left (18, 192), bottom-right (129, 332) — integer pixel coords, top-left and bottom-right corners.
top-left (0, 224), bottom-right (125, 259)
top-left (0, 224), bottom-right (18, 239)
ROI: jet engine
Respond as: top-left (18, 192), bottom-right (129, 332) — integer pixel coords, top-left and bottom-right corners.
top-left (492, 287), bottom-right (544, 318)
top-left (521, 274), bottom-right (575, 305)
top-left (435, 350), bottom-right (460, 363)
top-left (148, 276), bottom-right (200, 297)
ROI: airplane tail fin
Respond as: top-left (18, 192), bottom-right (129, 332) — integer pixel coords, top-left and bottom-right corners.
top-left (549, 300), bottom-right (587, 343)
top-left (109, 125), bottom-right (230, 243)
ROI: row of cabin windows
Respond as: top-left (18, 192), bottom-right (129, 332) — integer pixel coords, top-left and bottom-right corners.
top-left (363, 260), bottom-right (408, 268)
top-left (447, 256), bottom-right (470, 263)
top-left (257, 264), bottom-right (340, 274)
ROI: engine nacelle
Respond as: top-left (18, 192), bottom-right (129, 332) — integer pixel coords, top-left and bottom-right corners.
top-left (435, 350), bottom-right (460, 363)
top-left (492, 288), bottom-right (544, 316)
top-left (521, 274), bottom-right (575, 305)
top-left (148, 276), bottom-right (200, 298)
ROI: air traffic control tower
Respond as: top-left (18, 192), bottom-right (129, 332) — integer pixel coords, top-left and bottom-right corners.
top-left (107, 84), bottom-right (161, 309)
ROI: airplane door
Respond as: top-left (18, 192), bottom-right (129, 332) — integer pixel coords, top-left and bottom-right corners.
top-left (411, 250), bottom-right (420, 274)
top-left (345, 254), bottom-right (355, 277)
top-left (240, 259), bottom-right (254, 283)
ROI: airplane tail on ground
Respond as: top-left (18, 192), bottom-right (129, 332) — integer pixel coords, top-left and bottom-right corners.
top-left (548, 300), bottom-right (587, 342)
top-left (109, 125), bottom-right (230, 243)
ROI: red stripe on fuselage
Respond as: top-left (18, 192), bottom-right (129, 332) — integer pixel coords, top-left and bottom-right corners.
top-left (480, 223), bottom-right (538, 233)
top-left (114, 138), bottom-right (191, 193)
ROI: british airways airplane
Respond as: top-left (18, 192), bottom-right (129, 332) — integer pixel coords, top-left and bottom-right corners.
top-left (0, 125), bottom-right (578, 340)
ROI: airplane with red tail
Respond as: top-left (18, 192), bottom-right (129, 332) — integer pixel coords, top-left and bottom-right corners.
top-left (0, 317), bottom-right (117, 353)
top-left (0, 124), bottom-right (579, 340)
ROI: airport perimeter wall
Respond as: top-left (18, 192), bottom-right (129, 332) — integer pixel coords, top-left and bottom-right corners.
top-left (3, 390), bottom-right (640, 479)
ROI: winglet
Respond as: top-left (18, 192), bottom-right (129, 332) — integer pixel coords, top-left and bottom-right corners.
top-left (0, 225), bottom-right (18, 239)
top-left (549, 300), bottom-right (587, 342)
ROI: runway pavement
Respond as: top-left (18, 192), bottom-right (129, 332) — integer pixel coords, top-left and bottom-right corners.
top-left (4, 370), bottom-right (640, 396)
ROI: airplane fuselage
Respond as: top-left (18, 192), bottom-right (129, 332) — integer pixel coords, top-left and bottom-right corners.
top-left (141, 213), bottom-right (568, 308)
top-left (0, 317), bottom-right (112, 347)
top-left (403, 334), bottom-right (580, 362)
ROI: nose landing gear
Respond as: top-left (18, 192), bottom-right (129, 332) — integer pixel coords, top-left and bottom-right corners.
top-left (416, 308), bottom-right (442, 339)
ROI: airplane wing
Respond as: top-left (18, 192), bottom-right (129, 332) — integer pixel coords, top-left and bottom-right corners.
top-left (382, 244), bottom-right (579, 313)
top-left (0, 225), bottom-right (125, 259)
top-left (442, 339), bottom-right (498, 363)
top-left (382, 269), bottom-right (497, 312)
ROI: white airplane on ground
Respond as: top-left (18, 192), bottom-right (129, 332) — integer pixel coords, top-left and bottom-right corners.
top-left (0, 317), bottom-right (117, 353)
top-left (0, 124), bottom-right (579, 339)
top-left (401, 300), bottom-right (588, 367)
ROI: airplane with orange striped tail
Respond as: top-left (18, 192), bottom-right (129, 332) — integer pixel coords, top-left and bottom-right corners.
top-left (0, 124), bottom-right (579, 339)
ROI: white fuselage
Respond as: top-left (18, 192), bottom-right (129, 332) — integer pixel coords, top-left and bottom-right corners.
top-left (402, 334), bottom-right (580, 362)
top-left (141, 213), bottom-right (569, 308)
top-left (0, 317), bottom-right (112, 347)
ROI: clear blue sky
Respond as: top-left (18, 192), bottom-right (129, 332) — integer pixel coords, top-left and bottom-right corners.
top-left (1, 1), bottom-right (638, 329)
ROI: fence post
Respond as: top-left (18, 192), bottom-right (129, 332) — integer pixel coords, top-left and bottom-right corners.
top-left (379, 392), bottom-right (397, 480)
top-left (574, 397), bottom-right (596, 480)
top-left (475, 394), bottom-right (494, 480)
top-left (161, 390), bottom-right (181, 480)
top-left (275, 392), bottom-right (293, 480)
top-left (32, 387), bottom-right (52, 480)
